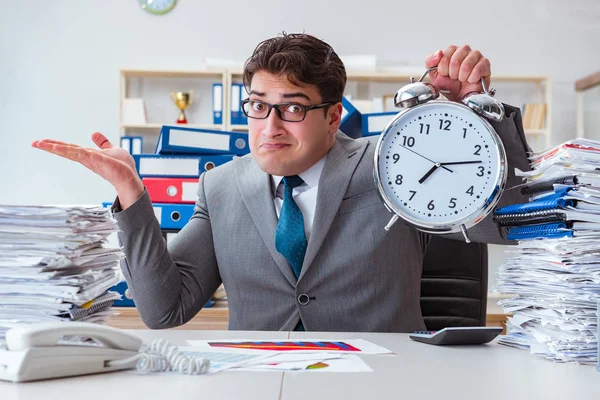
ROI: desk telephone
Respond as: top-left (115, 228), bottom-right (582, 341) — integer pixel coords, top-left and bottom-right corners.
top-left (0, 321), bottom-right (210, 382)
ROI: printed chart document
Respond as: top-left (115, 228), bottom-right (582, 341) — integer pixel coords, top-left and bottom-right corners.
top-left (185, 338), bottom-right (394, 372)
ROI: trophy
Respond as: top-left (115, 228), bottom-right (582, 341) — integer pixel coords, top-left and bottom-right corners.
top-left (170, 90), bottom-right (194, 124)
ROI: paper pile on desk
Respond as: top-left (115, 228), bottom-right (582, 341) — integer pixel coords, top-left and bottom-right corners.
top-left (494, 139), bottom-right (600, 364)
top-left (0, 205), bottom-right (124, 341)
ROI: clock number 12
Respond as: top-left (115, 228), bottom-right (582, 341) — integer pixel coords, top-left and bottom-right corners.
top-left (439, 119), bottom-right (451, 131)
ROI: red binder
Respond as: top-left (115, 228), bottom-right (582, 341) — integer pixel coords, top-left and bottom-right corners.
top-left (143, 177), bottom-right (200, 204)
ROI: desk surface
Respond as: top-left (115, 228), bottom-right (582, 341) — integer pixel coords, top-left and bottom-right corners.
top-left (2, 330), bottom-right (598, 400)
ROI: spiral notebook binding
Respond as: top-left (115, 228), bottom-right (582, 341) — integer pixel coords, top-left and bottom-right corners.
top-left (493, 210), bottom-right (567, 226)
top-left (494, 192), bottom-right (575, 215)
top-left (522, 187), bottom-right (555, 197)
top-left (507, 222), bottom-right (573, 240)
top-left (68, 299), bottom-right (115, 320)
top-left (520, 176), bottom-right (577, 195)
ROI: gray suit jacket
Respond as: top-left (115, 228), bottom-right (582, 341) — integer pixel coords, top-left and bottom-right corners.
top-left (113, 104), bottom-right (532, 332)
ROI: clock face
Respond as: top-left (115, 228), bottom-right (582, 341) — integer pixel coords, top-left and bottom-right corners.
top-left (139, 0), bottom-right (177, 14)
top-left (375, 101), bottom-right (506, 232)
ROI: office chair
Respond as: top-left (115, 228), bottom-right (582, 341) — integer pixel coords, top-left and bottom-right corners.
top-left (420, 236), bottom-right (488, 330)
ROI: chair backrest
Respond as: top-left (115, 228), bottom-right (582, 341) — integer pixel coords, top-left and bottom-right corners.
top-left (420, 236), bottom-right (488, 331)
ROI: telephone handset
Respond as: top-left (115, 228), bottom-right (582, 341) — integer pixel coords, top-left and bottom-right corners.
top-left (0, 321), bottom-right (210, 382)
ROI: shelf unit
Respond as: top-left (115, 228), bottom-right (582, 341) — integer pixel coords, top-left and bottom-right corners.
top-left (342, 70), bottom-right (551, 150)
top-left (226, 69), bottom-right (249, 132)
top-left (119, 68), bottom-right (551, 151)
top-left (118, 69), bottom-right (230, 152)
top-left (575, 70), bottom-right (600, 139)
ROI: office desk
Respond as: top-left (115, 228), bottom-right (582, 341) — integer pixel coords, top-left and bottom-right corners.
top-left (1, 330), bottom-right (287, 400)
top-left (2, 330), bottom-right (598, 400)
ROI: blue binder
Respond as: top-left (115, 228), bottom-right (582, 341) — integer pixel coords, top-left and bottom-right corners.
top-left (230, 83), bottom-right (243, 125)
top-left (130, 136), bottom-right (143, 155)
top-left (495, 188), bottom-right (575, 215)
top-left (111, 281), bottom-right (135, 306)
top-left (152, 203), bottom-right (195, 229)
top-left (507, 222), bottom-right (573, 240)
top-left (361, 112), bottom-right (398, 136)
top-left (120, 137), bottom-right (131, 154)
top-left (120, 136), bottom-right (143, 154)
top-left (339, 97), bottom-right (362, 139)
top-left (212, 83), bottom-right (223, 125)
top-left (155, 125), bottom-right (249, 155)
top-left (239, 84), bottom-right (248, 125)
top-left (133, 154), bottom-right (235, 178)
top-left (110, 280), bottom-right (216, 308)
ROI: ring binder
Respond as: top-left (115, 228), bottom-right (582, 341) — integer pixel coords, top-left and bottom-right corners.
top-left (507, 222), bottom-right (573, 240)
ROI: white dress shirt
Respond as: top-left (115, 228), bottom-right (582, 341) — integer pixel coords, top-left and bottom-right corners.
top-left (271, 155), bottom-right (327, 241)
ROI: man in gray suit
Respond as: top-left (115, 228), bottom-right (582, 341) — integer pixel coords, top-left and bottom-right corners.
top-left (33, 33), bottom-right (531, 332)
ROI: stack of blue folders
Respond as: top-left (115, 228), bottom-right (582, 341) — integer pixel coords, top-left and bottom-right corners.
top-left (106, 125), bottom-right (250, 307)
top-left (493, 138), bottom-right (600, 365)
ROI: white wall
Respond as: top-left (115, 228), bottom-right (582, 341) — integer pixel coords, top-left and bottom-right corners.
top-left (1, 0), bottom-right (599, 288)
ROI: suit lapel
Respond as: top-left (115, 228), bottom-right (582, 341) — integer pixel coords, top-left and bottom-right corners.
top-left (234, 156), bottom-right (297, 286)
top-left (299, 133), bottom-right (369, 280)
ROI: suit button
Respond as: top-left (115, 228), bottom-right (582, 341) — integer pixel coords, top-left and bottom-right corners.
top-left (297, 294), bottom-right (310, 306)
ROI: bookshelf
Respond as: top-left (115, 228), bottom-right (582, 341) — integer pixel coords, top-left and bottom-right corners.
top-left (575, 70), bottom-right (600, 139)
top-left (342, 70), bottom-right (551, 150)
top-left (118, 69), bottom-right (229, 153)
top-left (119, 68), bottom-right (551, 151)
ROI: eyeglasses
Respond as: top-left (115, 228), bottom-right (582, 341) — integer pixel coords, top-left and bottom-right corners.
top-left (241, 99), bottom-right (335, 122)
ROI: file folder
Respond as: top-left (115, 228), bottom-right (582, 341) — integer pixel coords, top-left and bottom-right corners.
top-left (111, 281), bottom-right (135, 306)
top-left (120, 137), bottom-right (131, 154)
top-left (130, 136), bottom-right (143, 155)
top-left (110, 279), bottom-right (215, 308)
top-left (152, 203), bottom-right (195, 229)
top-left (230, 83), bottom-right (242, 125)
top-left (339, 97), bottom-right (362, 139)
top-left (133, 154), bottom-right (235, 178)
top-left (361, 112), bottom-right (398, 136)
top-left (120, 136), bottom-right (143, 154)
top-left (239, 84), bottom-right (249, 125)
top-left (142, 177), bottom-right (199, 204)
top-left (155, 125), bottom-right (249, 155)
top-left (212, 83), bottom-right (223, 125)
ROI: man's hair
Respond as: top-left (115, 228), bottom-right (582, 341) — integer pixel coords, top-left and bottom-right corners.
top-left (242, 32), bottom-right (346, 104)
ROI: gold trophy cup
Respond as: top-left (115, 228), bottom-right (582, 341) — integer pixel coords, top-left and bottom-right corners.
top-left (170, 90), bottom-right (194, 124)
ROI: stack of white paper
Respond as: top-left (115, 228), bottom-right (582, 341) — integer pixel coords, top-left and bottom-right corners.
top-left (496, 139), bottom-right (600, 364)
top-left (0, 205), bottom-right (124, 341)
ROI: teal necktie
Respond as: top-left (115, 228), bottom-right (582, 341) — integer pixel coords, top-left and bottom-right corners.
top-left (275, 175), bottom-right (307, 279)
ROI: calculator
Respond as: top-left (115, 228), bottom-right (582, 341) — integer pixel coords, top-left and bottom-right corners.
top-left (409, 326), bottom-right (503, 346)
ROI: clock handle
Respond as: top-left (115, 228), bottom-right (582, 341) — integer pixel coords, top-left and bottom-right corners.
top-left (410, 66), bottom-right (450, 96)
top-left (384, 215), bottom-right (399, 231)
top-left (415, 66), bottom-right (436, 83)
top-left (460, 224), bottom-right (471, 243)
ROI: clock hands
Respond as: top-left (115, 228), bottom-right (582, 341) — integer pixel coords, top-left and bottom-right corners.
top-left (418, 161), bottom-right (483, 184)
top-left (418, 163), bottom-right (442, 184)
top-left (398, 145), bottom-right (483, 185)
top-left (440, 160), bottom-right (483, 166)
top-left (399, 145), bottom-right (454, 173)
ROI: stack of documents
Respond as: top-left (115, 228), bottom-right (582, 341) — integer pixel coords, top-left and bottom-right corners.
top-left (494, 139), bottom-right (600, 364)
top-left (0, 205), bottom-right (124, 341)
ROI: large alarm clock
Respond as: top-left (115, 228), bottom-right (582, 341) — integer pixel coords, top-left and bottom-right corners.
top-left (374, 67), bottom-right (507, 243)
